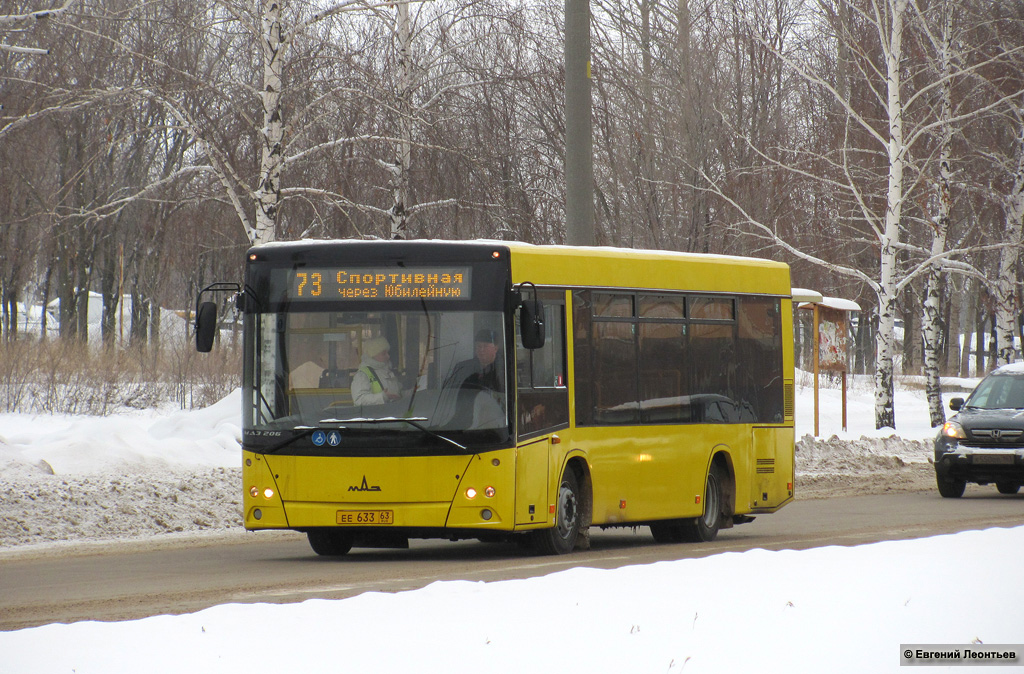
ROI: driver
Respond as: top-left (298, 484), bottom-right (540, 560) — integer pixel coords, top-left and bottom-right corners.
top-left (445, 328), bottom-right (503, 393)
top-left (351, 336), bottom-right (403, 405)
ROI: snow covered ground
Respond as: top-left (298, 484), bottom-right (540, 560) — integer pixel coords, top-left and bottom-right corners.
top-left (3, 374), bottom-right (1023, 672)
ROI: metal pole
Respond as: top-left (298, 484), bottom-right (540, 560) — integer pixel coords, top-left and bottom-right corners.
top-left (842, 370), bottom-right (848, 432)
top-left (813, 303), bottom-right (820, 437)
top-left (565, 0), bottom-right (594, 246)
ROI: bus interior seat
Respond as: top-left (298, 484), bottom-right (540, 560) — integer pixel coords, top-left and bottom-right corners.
top-left (319, 368), bottom-right (354, 389)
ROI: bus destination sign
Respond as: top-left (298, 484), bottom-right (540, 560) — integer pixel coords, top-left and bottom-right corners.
top-left (286, 267), bottom-right (472, 300)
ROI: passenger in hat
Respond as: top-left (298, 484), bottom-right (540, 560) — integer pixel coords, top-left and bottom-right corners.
top-left (351, 336), bottom-right (403, 405)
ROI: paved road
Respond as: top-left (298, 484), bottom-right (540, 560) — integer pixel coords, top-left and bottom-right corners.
top-left (2, 487), bottom-right (1022, 631)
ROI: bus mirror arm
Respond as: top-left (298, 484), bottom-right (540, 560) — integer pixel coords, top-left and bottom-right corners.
top-left (516, 282), bottom-right (546, 350)
top-left (194, 282), bottom-right (253, 353)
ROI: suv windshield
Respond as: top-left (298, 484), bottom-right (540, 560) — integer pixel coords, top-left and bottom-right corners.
top-left (244, 308), bottom-right (510, 451)
top-left (965, 373), bottom-right (1024, 410)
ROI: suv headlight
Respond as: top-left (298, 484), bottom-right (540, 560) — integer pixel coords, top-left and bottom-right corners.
top-left (941, 421), bottom-right (966, 440)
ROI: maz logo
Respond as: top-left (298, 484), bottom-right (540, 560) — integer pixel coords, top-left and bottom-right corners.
top-left (348, 476), bottom-right (381, 492)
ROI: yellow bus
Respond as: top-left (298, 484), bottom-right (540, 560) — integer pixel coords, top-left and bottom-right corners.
top-left (196, 240), bottom-right (795, 555)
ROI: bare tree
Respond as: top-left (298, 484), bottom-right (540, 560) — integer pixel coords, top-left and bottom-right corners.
top-left (704, 0), bottom-right (1023, 429)
top-left (0, 0), bottom-right (76, 55)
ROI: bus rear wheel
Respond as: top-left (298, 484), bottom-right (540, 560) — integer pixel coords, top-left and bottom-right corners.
top-left (307, 529), bottom-right (354, 556)
top-left (668, 462), bottom-right (727, 543)
top-left (532, 468), bottom-right (582, 555)
top-left (682, 463), bottom-right (725, 542)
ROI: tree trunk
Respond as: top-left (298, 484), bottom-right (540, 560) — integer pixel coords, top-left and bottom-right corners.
top-left (975, 303), bottom-right (986, 376)
top-left (390, 0), bottom-right (413, 240)
top-left (875, 277), bottom-right (897, 429)
top-left (874, 0), bottom-right (909, 430)
top-left (994, 114), bottom-right (1024, 367)
top-left (100, 239), bottom-right (120, 350)
top-left (901, 296), bottom-right (918, 375)
top-left (39, 264), bottom-right (52, 341)
top-left (150, 301), bottom-right (162, 356)
top-left (254, 0), bottom-right (286, 246)
top-left (922, 0), bottom-right (952, 426)
top-left (131, 288), bottom-right (150, 351)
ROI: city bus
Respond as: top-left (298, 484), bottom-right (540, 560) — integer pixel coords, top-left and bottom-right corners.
top-left (195, 240), bottom-right (795, 556)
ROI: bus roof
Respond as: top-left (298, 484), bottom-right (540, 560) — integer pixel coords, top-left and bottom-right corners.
top-left (249, 239), bottom-right (791, 297)
top-left (502, 241), bottom-right (791, 296)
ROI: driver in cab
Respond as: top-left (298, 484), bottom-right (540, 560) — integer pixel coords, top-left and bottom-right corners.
top-left (445, 328), bottom-right (503, 393)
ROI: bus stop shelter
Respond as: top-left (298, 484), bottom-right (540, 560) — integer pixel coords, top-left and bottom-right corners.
top-left (792, 290), bottom-right (861, 436)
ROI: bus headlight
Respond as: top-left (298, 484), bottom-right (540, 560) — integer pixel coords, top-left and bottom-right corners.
top-left (466, 487), bottom-right (478, 499)
top-left (484, 486), bottom-right (496, 498)
top-left (249, 486), bottom-right (275, 499)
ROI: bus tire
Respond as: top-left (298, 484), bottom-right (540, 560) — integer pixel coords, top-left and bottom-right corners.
top-left (307, 529), bottom-right (354, 556)
top-left (532, 467), bottom-right (582, 555)
top-left (650, 521), bottom-right (686, 543)
top-left (680, 462), bottom-right (726, 543)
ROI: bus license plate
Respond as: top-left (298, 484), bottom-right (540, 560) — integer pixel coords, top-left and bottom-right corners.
top-left (337, 510), bottom-right (394, 525)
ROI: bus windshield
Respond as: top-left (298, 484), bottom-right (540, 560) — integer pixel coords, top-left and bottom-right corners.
top-left (244, 308), bottom-right (510, 452)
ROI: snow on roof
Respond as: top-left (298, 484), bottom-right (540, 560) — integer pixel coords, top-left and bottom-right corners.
top-left (797, 296), bottom-right (861, 312)
top-left (791, 288), bottom-right (823, 303)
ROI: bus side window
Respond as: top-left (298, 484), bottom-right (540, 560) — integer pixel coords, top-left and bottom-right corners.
top-left (516, 293), bottom-right (569, 437)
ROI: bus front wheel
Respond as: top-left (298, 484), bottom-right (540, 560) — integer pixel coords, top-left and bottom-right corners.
top-left (307, 529), bottom-right (354, 556)
top-left (532, 468), bottom-right (582, 555)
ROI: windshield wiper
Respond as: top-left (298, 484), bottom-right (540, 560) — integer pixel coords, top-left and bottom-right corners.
top-left (319, 416), bottom-right (466, 451)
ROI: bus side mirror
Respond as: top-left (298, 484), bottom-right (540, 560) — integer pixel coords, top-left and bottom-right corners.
top-left (520, 300), bottom-right (545, 349)
top-left (195, 301), bottom-right (218, 353)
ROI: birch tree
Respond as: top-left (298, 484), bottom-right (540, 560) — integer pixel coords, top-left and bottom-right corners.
top-left (994, 104), bottom-right (1024, 367)
top-left (707, 0), bottom-right (1024, 429)
top-left (0, 0), bottom-right (77, 55)
top-left (250, 0), bottom-right (391, 244)
top-left (700, 0), bottom-right (917, 429)
top-left (918, 0), bottom-right (954, 427)
top-left (982, 2), bottom-right (1024, 367)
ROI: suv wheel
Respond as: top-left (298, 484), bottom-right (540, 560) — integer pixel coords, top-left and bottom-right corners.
top-left (996, 481), bottom-right (1021, 495)
top-left (936, 472), bottom-right (966, 498)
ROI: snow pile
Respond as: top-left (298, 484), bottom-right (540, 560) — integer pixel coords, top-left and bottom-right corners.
top-left (0, 467), bottom-right (241, 548)
top-left (0, 392), bottom-right (242, 550)
top-left (0, 390), bottom-right (241, 475)
top-left (795, 434), bottom-right (935, 498)
top-left (797, 434), bottom-right (932, 474)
